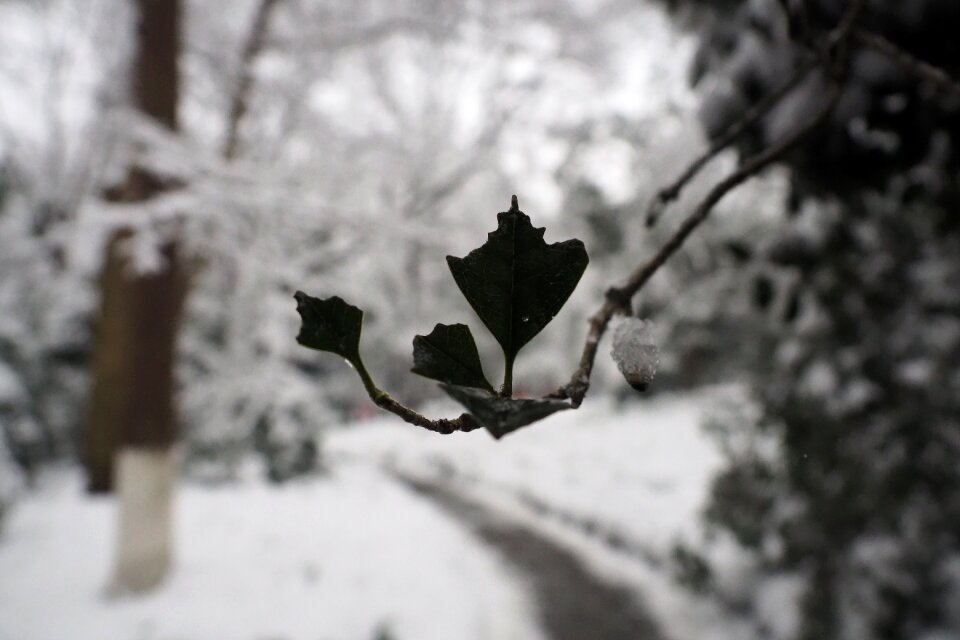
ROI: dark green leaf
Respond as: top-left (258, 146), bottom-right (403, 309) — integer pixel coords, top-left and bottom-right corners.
top-left (439, 384), bottom-right (571, 439)
top-left (412, 323), bottom-right (494, 392)
top-left (446, 197), bottom-right (589, 362)
top-left (294, 291), bottom-right (363, 364)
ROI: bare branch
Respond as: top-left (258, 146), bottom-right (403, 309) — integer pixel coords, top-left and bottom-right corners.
top-left (222, 0), bottom-right (283, 160)
top-left (330, 0), bottom-right (877, 431)
top-left (344, 339), bottom-right (485, 434)
top-left (645, 55), bottom-right (817, 227)
top-left (644, 0), bottom-right (870, 228)
top-left (853, 29), bottom-right (960, 99)
top-left (555, 0), bottom-right (868, 406)
top-left (556, 77), bottom-right (843, 407)
top-left (372, 394), bottom-right (481, 434)
top-left (827, 0), bottom-right (865, 48)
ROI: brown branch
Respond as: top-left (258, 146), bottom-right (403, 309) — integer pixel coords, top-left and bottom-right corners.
top-left (346, 344), bottom-right (483, 434)
top-left (372, 394), bottom-right (481, 434)
top-left (548, 0), bottom-right (866, 408)
top-left (645, 0), bottom-right (872, 228)
top-left (853, 29), bottom-right (960, 99)
top-left (222, 0), bottom-right (283, 160)
top-left (555, 77), bottom-right (843, 407)
top-left (645, 55), bottom-right (817, 227)
top-left (831, 0), bottom-right (865, 46)
top-left (341, 0), bottom-right (868, 431)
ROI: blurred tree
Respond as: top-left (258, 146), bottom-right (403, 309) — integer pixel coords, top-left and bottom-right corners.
top-left (174, 0), bottom-right (619, 473)
top-left (656, 1), bottom-right (960, 638)
top-left (86, 0), bottom-right (186, 591)
top-left (0, 0), bottom-right (115, 487)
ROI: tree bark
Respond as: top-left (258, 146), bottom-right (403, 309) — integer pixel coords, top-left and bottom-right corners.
top-left (85, 0), bottom-right (185, 593)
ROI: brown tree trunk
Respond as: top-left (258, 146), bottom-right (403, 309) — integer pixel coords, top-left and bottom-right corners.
top-left (85, 0), bottom-right (185, 593)
top-left (86, 0), bottom-right (183, 489)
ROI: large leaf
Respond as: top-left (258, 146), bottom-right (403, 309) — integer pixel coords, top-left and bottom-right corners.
top-left (294, 291), bottom-right (363, 364)
top-left (440, 384), bottom-right (571, 439)
top-left (446, 197), bottom-right (589, 362)
top-left (412, 323), bottom-right (494, 392)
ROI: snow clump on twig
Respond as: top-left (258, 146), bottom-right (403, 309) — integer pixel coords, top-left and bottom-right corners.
top-left (610, 317), bottom-right (660, 391)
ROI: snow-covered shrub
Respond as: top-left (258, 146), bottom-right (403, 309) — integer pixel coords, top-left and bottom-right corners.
top-left (0, 434), bottom-right (24, 534)
top-left (662, 2), bottom-right (960, 637)
top-left (0, 164), bottom-right (94, 478)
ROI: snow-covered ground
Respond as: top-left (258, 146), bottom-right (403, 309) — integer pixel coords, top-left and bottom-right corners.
top-left (330, 387), bottom-right (762, 640)
top-left (0, 388), bottom-right (765, 640)
top-left (0, 464), bottom-right (541, 640)
top-left (330, 390), bottom-right (726, 554)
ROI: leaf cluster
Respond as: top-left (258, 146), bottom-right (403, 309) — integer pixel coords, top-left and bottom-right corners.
top-left (294, 196), bottom-right (588, 437)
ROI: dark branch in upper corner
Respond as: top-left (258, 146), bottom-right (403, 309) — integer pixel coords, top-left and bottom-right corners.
top-left (339, 0), bottom-right (960, 431)
top-left (645, 56), bottom-right (818, 227)
top-left (391, 0), bottom-right (960, 425)
top-left (555, 77), bottom-right (842, 407)
top-left (853, 29), bottom-right (960, 99)
top-left (645, 0), bottom-right (872, 228)
top-left (553, 0), bottom-right (868, 408)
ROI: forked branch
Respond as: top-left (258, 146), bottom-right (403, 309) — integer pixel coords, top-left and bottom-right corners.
top-left (296, 0), bottom-right (960, 434)
top-left (555, 78), bottom-right (843, 406)
top-left (853, 29), bottom-right (960, 98)
top-left (552, 0), bottom-right (868, 406)
top-left (645, 56), bottom-right (818, 227)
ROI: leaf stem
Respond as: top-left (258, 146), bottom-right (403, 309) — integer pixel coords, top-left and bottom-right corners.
top-left (501, 353), bottom-right (515, 397)
top-left (351, 354), bottom-right (481, 434)
top-left (351, 355), bottom-right (384, 401)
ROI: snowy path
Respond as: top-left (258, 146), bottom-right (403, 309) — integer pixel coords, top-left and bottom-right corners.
top-left (0, 466), bottom-right (544, 640)
top-left (0, 391), bottom-right (751, 640)
top-left (397, 471), bottom-right (669, 640)
top-left (328, 389), bottom-right (761, 640)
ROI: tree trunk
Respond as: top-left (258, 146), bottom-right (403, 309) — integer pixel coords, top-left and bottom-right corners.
top-left (110, 447), bottom-right (178, 592)
top-left (85, 0), bottom-right (185, 593)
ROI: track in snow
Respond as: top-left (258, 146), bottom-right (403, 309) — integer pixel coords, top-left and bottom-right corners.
top-left (399, 473), bottom-right (668, 640)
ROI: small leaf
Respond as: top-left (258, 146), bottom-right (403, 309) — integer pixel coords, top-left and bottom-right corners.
top-left (412, 323), bottom-right (494, 392)
top-left (446, 196), bottom-right (589, 363)
top-left (294, 291), bottom-right (364, 364)
top-left (439, 384), bottom-right (571, 439)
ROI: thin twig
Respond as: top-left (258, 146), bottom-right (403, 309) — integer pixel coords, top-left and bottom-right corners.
top-left (549, 0), bottom-right (866, 407)
top-left (830, 0), bottom-right (865, 47)
top-left (373, 394), bottom-right (481, 434)
top-left (556, 77), bottom-right (843, 407)
top-left (222, 0), bottom-right (283, 160)
top-left (350, 339), bottom-right (484, 434)
top-left (343, 0), bottom-right (872, 429)
top-left (853, 29), bottom-right (960, 99)
top-left (645, 0), bottom-right (877, 228)
top-left (646, 56), bottom-right (817, 227)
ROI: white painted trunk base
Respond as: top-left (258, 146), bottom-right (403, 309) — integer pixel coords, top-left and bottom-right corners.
top-left (111, 447), bottom-right (176, 593)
